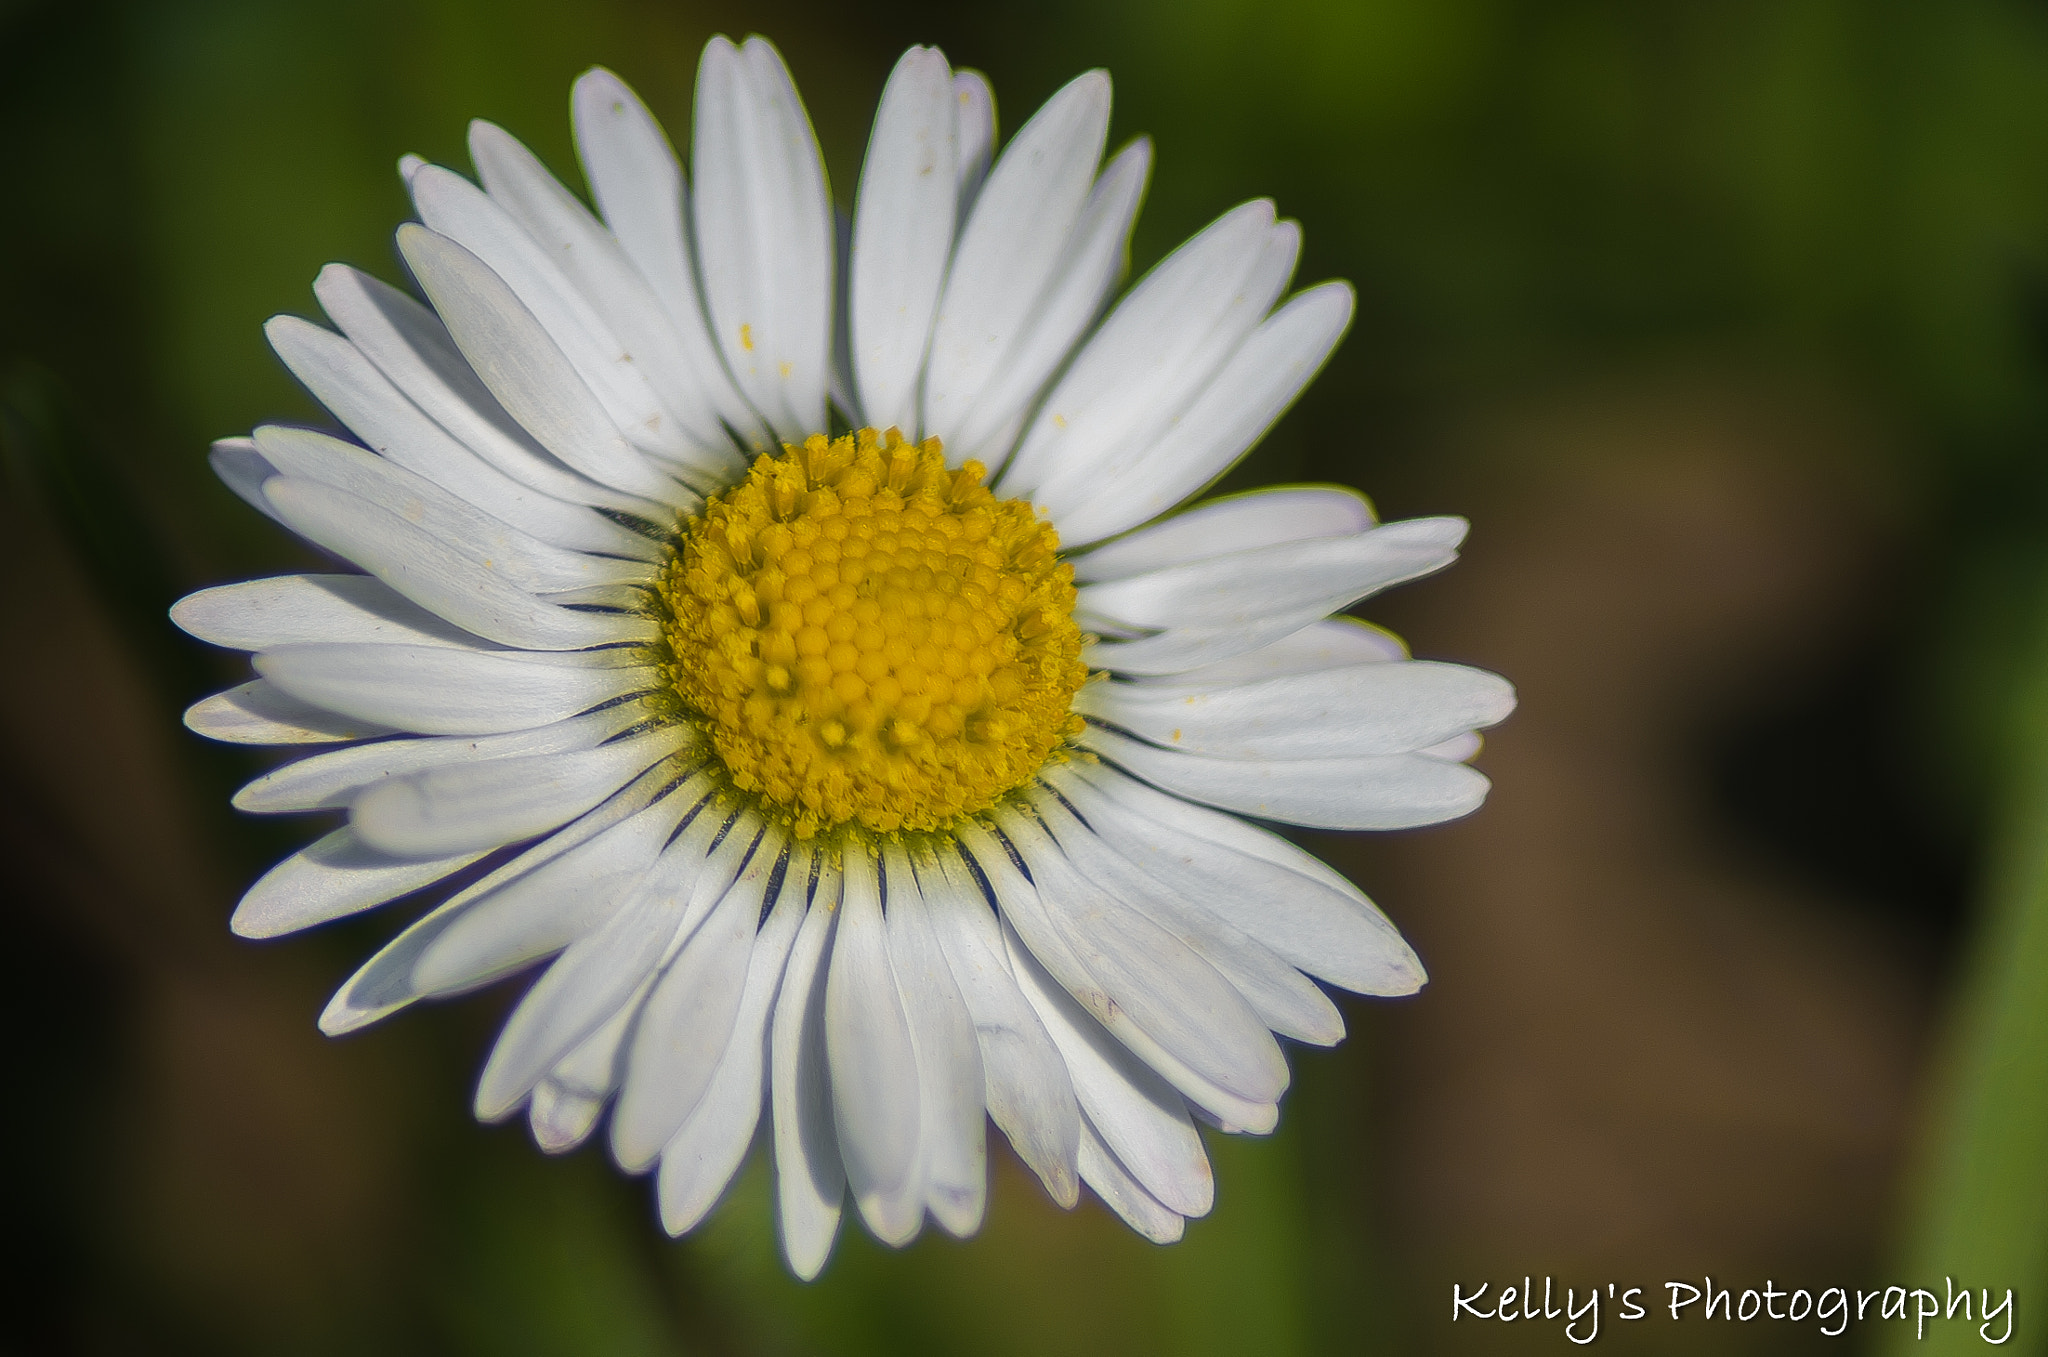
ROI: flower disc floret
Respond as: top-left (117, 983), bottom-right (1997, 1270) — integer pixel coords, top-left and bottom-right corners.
top-left (663, 428), bottom-right (1086, 837)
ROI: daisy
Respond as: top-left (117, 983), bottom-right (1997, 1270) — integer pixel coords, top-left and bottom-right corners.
top-left (172, 36), bottom-right (1514, 1276)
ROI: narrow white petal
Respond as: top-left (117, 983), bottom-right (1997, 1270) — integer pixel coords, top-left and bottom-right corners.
top-left (261, 478), bottom-right (649, 653)
top-left (471, 119), bottom-right (745, 479)
top-left (233, 704), bottom-right (645, 814)
top-left (474, 810), bottom-right (747, 1119)
top-left (1027, 785), bottom-right (1340, 1046)
top-left (656, 850), bottom-right (806, 1233)
top-left (1074, 485), bottom-right (1376, 584)
top-left (951, 70), bottom-right (994, 218)
top-left (1003, 205), bottom-right (1298, 499)
top-left (396, 225), bottom-right (680, 501)
top-left (571, 68), bottom-right (773, 455)
top-left (1420, 731), bottom-right (1484, 762)
top-left (1004, 919), bottom-right (1213, 1218)
top-left (692, 36), bottom-right (832, 441)
top-left (921, 71), bottom-right (1110, 449)
top-left (997, 811), bottom-right (1286, 1123)
top-left (409, 774), bottom-right (707, 1000)
top-left (851, 46), bottom-right (958, 434)
top-left (771, 854), bottom-right (846, 1279)
top-left (1077, 1115), bottom-right (1185, 1244)
top-left (1082, 722), bottom-right (1493, 831)
top-left (250, 423), bottom-right (652, 596)
top-left (1077, 660), bottom-right (1516, 762)
top-left (916, 847), bottom-right (1080, 1207)
top-left (612, 829), bottom-right (782, 1170)
top-left (958, 818), bottom-right (1275, 1132)
top-left (410, 159), bottom-right (704, 471)
top-left (351, 726), bottom-right (685, 856)
top-left (271, 302), bottom-right (660, 557)
top-left (175, 574), bottom-right (483, 653)
top-left (312, 263), bottom-right (675, 533)
top-left (941, 137), bottom-right (1150, 468)
top-left (255, 642), bottom-right (654, 736)
top-left (1057, 760), bottom-right (1424, 995)
top-left (185, 679), bottom-right (394, 745)
top-left (825, 848), bottom-right (923, 1246)
top-left (231, 826), bottom-right (485, 939)
top-left (1083, 517), bottom-right (1468, 675)
top-left (209, 438), bottom-right (286, 524)
top-left (1133, 617), bottom-right (1407, 689)
top-left (319, 759), bottom-right (690, 1034)
top-left (529, 976), bottom-right (650, 1153)
top-left (1052, 283), bottom-right (1355, 545)
top-left (528, 1079), bottom-right (608, 1154)
top-left (884, 844), bottom-right (986, 1237)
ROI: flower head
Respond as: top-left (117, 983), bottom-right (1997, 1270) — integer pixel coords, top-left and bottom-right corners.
top-left (173, 36), bottom-right (1514, 1276)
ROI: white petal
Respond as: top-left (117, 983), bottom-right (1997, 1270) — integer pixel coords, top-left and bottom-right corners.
top-left (825, 848), bottom-right (923, 1246)
top-left (1421, 731), bottom-right (1484, 762)
top-left (996, 811), bottom-right (1286, 1124)
top-left (271, 302), bottom-right (661, 557)
top-left (471, 119), bottom-right (746, 479)
top-left (185, 679), bottom-right (393, 745)
top-left (174, 574), bottom-right (482, 653)
top-left (529, 976), bottom-right (649, 1153)
top-left (473, 809), bottom-right (750, 1119)
top-left (941, 137), bottom-right (1151, 467)
top-left (311, 263), bottom-right (674, 533)
top-left (250, 423), bottom-right (651, 597)
top-left (350, 726), bottom-right (685, 856)
top-left (1029, 785), bottom-right (1340, 1045)
top-left (921, 71), bottom-right (1110, 452)
top-left (1082, 517), bottom-right (1468, 675)
top-left (1082, 722), bottom-right (1492, 831)
top-left (231, 826), bottom-right (485, 939)
top-left (408, 774), bottom-right (708, 1000)
top-left (528, 1079), bottom-right (608, 1154)
top-left (958, 818), bottom-right (1269, 1131)
top-left (915, 846), bottom-right (1080, 1208)
top-left (409, 160), bottom-right (705, 472)
top-left (612, 830), bottom-right (782, 1170)
top-left (255, 642), bottom-right (654, 736)
top-left (655, 849), bottom-right (807, 1233)
top-left (691, 36), bottom-right (832, 441)
top-left (1077, 1115), bottom-right (1185, 1244)
top-left (209, 438), bottom-right (286, 524)
top-left (318, 759), bottom-right (690, 1034)
top-left (771, 854), bottom-right (846, 1279)
top-left (1074, 485), bottom-right (1376, 583)
top-left (884, 844), bottom-right (986, 1237)
top-left (233, 703), bottom-right (644, 814)
top-left (1003, 919), bottom-right (1214, 1218)
top-left (571, 68), bottom-right (771, 455)
top-left (951, 71), bottom-right (995, 216)
top-left (1000, 200), bottom-right (1294, 499)
top-left (1135, 617), bottom-right (1407, 689)
top-left (396, 224), bottom-right (680, 501)
top-left (1077, 660), bottom-right (1516, 761)
top-left (1056, 760), bottom-right (1424, 995)
top-left (851, 46), bottom-right (958, 435)
top-left (261, 477), bottom-right (649, 653)
top-left (1053, 283), bottom-right (1355, 545)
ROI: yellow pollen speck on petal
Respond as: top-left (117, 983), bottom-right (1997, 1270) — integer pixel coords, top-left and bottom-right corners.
top-left (739, 323), bottom-right (755, 351)
top-left (662, 427), bottom-right (1086, 838)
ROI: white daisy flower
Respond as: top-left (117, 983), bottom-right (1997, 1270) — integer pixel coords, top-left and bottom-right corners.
top-left (173, 36), bottom-right (1514, 1276)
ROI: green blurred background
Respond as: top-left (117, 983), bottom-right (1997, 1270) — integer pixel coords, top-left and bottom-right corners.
top-left (9, 0), bottom-right (2048, 1352)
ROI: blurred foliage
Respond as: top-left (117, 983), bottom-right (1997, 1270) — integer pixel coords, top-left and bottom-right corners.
top-left (10, 0), bottom-right (2048, 1352)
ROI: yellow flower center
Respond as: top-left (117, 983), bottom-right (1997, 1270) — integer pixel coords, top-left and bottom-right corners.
top-left (662, 428), bottom-right (1086, 838)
